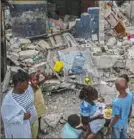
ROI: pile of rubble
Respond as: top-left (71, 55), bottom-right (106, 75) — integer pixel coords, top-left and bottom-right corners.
top-left (2, 1), bottom-right (134, 138)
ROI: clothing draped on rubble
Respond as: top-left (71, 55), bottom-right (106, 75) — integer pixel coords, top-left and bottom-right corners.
top-left (1, 89), bottom-right (31, 138)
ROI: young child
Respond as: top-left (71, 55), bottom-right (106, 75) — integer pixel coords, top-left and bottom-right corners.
top-left (61, 114), bottom-right (83, 138)
top-left (29, 71), bottom-right (50, 134)
top-left (107, 78), bottom-right (133, 138)
top-left (79, 86), bottom-right (105, 139)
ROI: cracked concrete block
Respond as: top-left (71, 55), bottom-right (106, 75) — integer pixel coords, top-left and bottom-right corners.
top-left (26, 44), bottom-right (37, 50)
top-left (128, 47), bottom-right (134, 59)
top-left (114, 59), bottom-right (126, 68)
top-left (42, 113), bottom-right (63, 128)
top-left (94, 55), bottom-right (119, 69)
top-left (38, 40), bottom-right (50, 50)
top-left (92, 47), bottom-right (102, 56)
top-left (8, 52), bottom-right (19, 61)
top-left (117, 41), bottom-right (123, 47)
top-left (19, 38), bottom-right (31, 45)
top-left (24, 58), bottom-right (34, 64)
top-left (122, 40), bottom-right (133, 46)
top-left (19, 50), bottom-right (39, 60)
top-left (54, 35), bottom-right (64, 47)
top-left (63, 33), bottom-right (77, 47)
top-left (126, 59), bottom-right (134, 73)
top-left (106, 37), bottom-right (117, 47)
top-left (29, 62), bottom-right (47, 73)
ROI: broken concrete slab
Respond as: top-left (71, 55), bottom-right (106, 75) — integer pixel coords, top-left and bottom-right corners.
top-left (63, 33), bottom-right (77, 47)
top-left (125, 1), bottom-right (134, 25)
top-left (69, 21), bottom-right (76, 29)
top-left (106, 37), bottom-right (117, 47)
top-left (128, 47), bottom-right (134, 59)
top-left (40, 117), bottom-right (49, 132)
top-left (38, 40), bottom-right (50, 50)
top-left (19, 50), bottom-right (39, 60)
top-left (19, 38), bottom-right (31, 45)
top-left (29, 62), bottom-right (47, 73)
top-left (54, 35), bottom-right (64, 47)
top-left (101, 45), bottom-right (108, 52)
top-left (24, 58), bottom-right (34, 64)
top-left (117, 41), bottom-right (123, 47)
top-left (126, 59), bottom-right (134, 73)
top-left (93, 83), bottom-right (117, 96)
top-left (126, 26), bottom-right (134, 35)
top-left (26, 44), bottom-right (37, 50)
top-left (10, 66), bottom-right (23, 74)
top-left (42, 113), bottom-right (63, 128)
top-left (94, 55), bottom-right (119, 69)
top-left (9, 52), bottom-right (19, 61)
top-left (114, 59), bottom-right (126, 68)
top-left (92, 47), bottom-right (102, 56)
top-left (122, 40), bottom-right (133, 46)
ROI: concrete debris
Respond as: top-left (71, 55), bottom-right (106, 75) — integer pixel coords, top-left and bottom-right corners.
top-left (92, 47), bottom-right (102, 56)
top-left (42, 113), bottom-right (63, 128)
top-left (117, 41), bottom-right (123, 47)
top-left (106, 37), bottom-right (117, 47)
top-left (19, 50), bottom-right (39, 60)
top-left (8, 52), bottom-right (19, 61)
top-left (29, 62), bottom-right (47, 73)
top-left (126, 59), bottom-right (134, 73)
top-left (63, 33), bottom-right (77, 47)
top-left (19, 38), bottom-right (31, 45)
top-left (3, 3), bottom-right (134, 138)
top-left (114, 59), bottom-right (126, 68)
top-left (24, 58), bottom-right (34, 64)
top-left (94, 55), bottom-right (119, 69)
top-left (122, 40), bottom-right (133, 46)
top-left (128, 47), bottom-right (134, 59)
top-left (38, 40), bottom-right (50, 50)
top-left (26, 44), bottom-right (37, 50)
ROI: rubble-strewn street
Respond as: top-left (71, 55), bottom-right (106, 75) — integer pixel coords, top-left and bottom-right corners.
top-left (1, 0), bottom-right (134, 138)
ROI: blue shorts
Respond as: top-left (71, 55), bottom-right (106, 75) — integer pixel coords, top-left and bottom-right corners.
top-left (111, 126), bottom-right (128, 139)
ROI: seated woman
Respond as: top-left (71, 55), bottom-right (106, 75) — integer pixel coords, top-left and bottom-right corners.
top-left (61, 114), bottom-right (84, 138)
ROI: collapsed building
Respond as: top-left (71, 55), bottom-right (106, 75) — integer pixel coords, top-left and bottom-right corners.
top-left (1, 0), bottom-right (134, 138)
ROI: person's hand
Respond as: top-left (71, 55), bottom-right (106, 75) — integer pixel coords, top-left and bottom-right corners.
top-left (24, 112), bottom-right (31, 120)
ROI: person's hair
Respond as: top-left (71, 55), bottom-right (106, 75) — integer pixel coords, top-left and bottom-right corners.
top-left (79, 85), bottom-right (98, 100)
top-left (12, 69), bottom-right (29, 87)
top-left (68, 114), bottom-right (80, 128)
top-left (120, 74), bottom-right (129, 83)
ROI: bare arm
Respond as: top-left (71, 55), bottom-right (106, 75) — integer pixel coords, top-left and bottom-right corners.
top-left (109, 115), bottom-right (120, 128)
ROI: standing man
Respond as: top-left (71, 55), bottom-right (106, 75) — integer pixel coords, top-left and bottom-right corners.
top-left (107, 78), bottom-right (133, 139)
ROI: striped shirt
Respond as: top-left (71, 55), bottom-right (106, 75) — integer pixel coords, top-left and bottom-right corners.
top-left (12, 85), bottom-right (38, 124)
